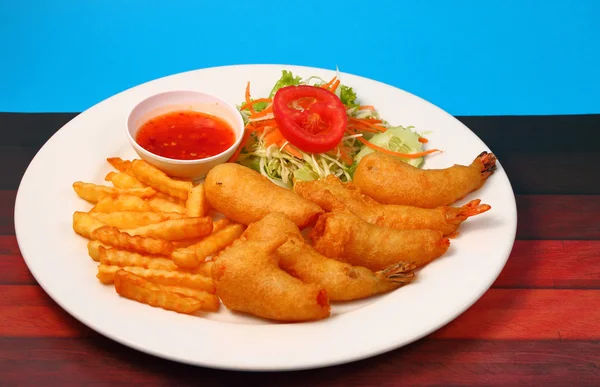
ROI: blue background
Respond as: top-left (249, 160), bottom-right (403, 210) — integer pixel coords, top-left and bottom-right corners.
top-left (1, 0), bottom-right (598, 115)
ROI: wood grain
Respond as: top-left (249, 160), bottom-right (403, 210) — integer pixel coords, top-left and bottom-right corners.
top-left (0, 337), bottom-right (597, 386)
top-left (432, 289), bottom-right (600, 340)
top-left (493, 241), bottom-right (600, 288)
top-left (3, 238), bottom-right (599, 288)
top-left (1, 286), bottom-right (598, 340)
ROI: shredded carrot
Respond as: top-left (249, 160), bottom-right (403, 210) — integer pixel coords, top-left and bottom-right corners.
top-left (247, 119), bottom-right (278, 132)
top-left (348, 117), bottom-right (386, 132)
top-left (358, 105), bottom-right (375, 111)
top-left (346, 124), bottom-right (380, 134)
top-left (244, 82), bottom-right (255, 114)
top-left (250, 104), bottom-right (274, 119)
top-left (240, 98), bottom-right (272, 111)
top-left (228, 130), bottom-right (252, 163)
top-left (357, 137), bottom-right (441, 159)
top-left (280, 142), bottom-right (303, 159)
top-left (322, 76), bottom-right (337, 89)
top-left (336, 145), bottom-right (353, 165)
top-left (329, 79), bottom-right (341, 93)
top-left (418, 137), bottom-right (429, 144)
top-left (264, 128), bottom-right (285, 147)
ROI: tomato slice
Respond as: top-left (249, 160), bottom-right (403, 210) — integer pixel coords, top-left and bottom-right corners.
top-left (273, 85), bottom-right (347, 153)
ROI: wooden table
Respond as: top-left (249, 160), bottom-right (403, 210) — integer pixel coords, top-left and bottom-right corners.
top-left (1, 113), bottom-right (599, 386)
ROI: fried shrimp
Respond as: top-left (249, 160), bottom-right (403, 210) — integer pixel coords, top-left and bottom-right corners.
top-left (353, 151), bottom-right (497, 208)
top-left (311, 210), bottom-right (450, 271)
top-left (294, 175), bottom-right (491, 236)
top-left (204, 163), bottom-right (323, 228)
top-left (243, 212), bottom-right (416, 301)
top-left (211, 233), bottom-right (330, 322)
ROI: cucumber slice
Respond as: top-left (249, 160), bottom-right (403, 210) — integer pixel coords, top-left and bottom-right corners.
top-left (354, 126), bottom-right (424, 168)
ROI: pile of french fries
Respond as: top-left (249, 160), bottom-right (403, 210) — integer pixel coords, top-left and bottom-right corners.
top-left (72, 157), bottom-right (246, 314)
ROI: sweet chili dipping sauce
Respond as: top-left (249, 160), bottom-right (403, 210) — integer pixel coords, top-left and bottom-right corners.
top-left (136, 110), bottom-right (236, 160)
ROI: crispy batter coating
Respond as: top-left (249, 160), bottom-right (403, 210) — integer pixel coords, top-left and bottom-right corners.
top-left (353, 152), bottom-right (497, 208)
top-left (311, 210), bottom-right (450, 271)
top-left (294, 175), bottom-right (491, 236)
top-left (204, 163), bottom-right (323, 228)
top-left (211, 233), bottom-right (330, 322)
top-left (243, 212), bottom-right (416, 301)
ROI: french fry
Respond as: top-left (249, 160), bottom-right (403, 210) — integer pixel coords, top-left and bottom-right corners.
top-left (90, 195), bottom-right (153, 213)
top-left (89, 211), bottom-right (184, 229)
top-left (107, 157), bottom-right (133, 174)
top-left (98, 264), bottom-right (215, 293)
top-left (114, 270), bottom-right (203, 314)
top-left (186, 183), bottom-right (209, 217)
top-left (212, 218), bottom-right (232, 233)
top-left (159, 285), bottom-right (220, 312)
top-left (105, 171), bottom-right (145, 189)
top-left (192, 223), bottom-right (245, 261)
top-left (124, 217), bottom-right (213, 241)
top-left (73, 182), bottom-right (155, 203)
top-left (169, 249), bottom-right (198, 269)
top-left (156, 192), bottom-right (186, 206)
top-left (171, 237), bottom-right (204, 248)
top-left (147, 196), bottom-right (186, 214)
top-left (99, 246), bottom-right (180, 271)
top-left (131, 160), bottom-right (192, 201)
top-left (91, 226), bottom-right (174, 256)
top-left (87, 240), bottom-right (110, 261)
top-left (73, 212), bottom-right (107, 239)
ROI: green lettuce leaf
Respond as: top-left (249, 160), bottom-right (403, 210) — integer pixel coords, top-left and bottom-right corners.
top-left (269, 70), bottom-right (302, 97)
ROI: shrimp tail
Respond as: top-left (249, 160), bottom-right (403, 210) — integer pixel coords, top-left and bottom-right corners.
top-left (446, 199), bottom-right (492, 223)
top-left (376, 261), bottom-right (417, 286)
top-left (477, 151), bottom-right (497, 178)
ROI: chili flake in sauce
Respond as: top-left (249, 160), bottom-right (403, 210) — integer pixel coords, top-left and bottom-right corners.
top-left (136, 110), bottom-right (236, 160)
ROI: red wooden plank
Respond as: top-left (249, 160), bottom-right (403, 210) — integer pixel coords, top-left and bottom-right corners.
top-left (515, 195), bottom-right (600, 239)
top-left (433, 289), bottom-right (600, 340)
top-left (4, 238), bottom-right (598, 288)
top-left (0, 338), bottom-right (597, 386)
top-left (493, 240), bottom-right (600, 288)
top-left (1, 286), bottom-right (598, 340)
top-left (0, 286), bottom-right (92, 337)
top-left (0, 236), bottom-right (35, 285)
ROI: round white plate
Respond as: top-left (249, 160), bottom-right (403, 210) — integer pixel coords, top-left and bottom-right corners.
top-left (15, 64), bottom-right (517, 371)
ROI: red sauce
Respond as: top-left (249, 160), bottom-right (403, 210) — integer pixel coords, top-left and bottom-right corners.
top-left (136, 110), bottom-right (236, 160)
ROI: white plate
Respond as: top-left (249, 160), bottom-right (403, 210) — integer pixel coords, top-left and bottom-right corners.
top-left (15, 64), bottom-right (517, 371)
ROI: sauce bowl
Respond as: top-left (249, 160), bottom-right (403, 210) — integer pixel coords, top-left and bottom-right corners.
top-left (126, 90), bottom-right (245, 180)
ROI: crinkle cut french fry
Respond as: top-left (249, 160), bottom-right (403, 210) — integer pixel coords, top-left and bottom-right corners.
top-left (89, 211), bottom-right (184, 229)
top-left (99, 246), bottom-right (180, 271)
top-left (131, 160), bottom-right (192, 200)
top-left (105, 171), bottom-right (145, 189)
top-left (186, 183), bottom-right (209, 217)
top-left (90, 195), bottom-right (152, 213)
top-left (159, 285), bottom-right (220, 312)
top-left (212, 218), bottom-right (232, 233)
top-left (191, 223), bottom-right (246, 261)
top-left (124, 217), bottom-right (213, 241)
top-left (156, 192), bottom-right (186, 207)
top-left (87, 240), bottom-right (110, 261)
top-left (73, 181), bottom-right (155, 203)
top-left (170, 249), bottom-right (199, 269)
top-left (73, 212), bottom-right (107, 239)
top-left (114, 270), bottom-right (202, 314)
top-left (107, 157), bottom-right (133, 174)
top-left (171, 237), bottom-right (204, 248)
top-left (97, 264), bottom-right (215, 293)
top-left (91, 226), bottom-right (174, 256)
top-left (147, 197), bottom-right (186, 214)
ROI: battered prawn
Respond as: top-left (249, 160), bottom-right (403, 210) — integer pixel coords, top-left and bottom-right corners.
top-left (311, 210), bottom-right (450, 271)
top-left (294, 175), bottom-right (491, 236)
top-left (353, 151), bottom-right (497, 208)
top-left (243, 212), bottom-right (416, 301)
top-left (211, 233), bottom-right (330, 322)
